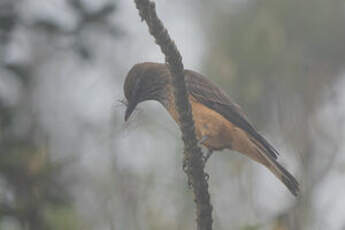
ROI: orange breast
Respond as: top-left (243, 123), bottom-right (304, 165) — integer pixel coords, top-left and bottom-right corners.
top-left (167, 95), bottom-right (235, 151)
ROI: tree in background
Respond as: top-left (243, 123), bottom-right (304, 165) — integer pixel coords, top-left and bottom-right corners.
top-left (203, 0), bottom-right (345, 229)
top-left (0, 0), bottom-right (119, 229)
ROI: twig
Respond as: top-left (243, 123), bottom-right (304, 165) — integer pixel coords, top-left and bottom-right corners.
top-left (133, 1), bottom-right (213, 229)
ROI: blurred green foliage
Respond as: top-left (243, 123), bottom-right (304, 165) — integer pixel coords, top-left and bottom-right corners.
top-left (240, 224), bottom-right (261, 230)
top-left (0, 140), bottom-right (76, 230)
top-left (0, 0), bottom-right (118, 229)
top-left (204, 0), bottom-right (345, 124)
top-left (202, 1), bottom-right (345, 229)
top-left (44, 206), bottom-right (83, 230)
top-left (0, 88), bottom-right (77, 229)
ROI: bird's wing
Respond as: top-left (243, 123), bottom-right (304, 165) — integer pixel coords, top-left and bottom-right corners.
top-left (184, 69), bottom-right (279, 159)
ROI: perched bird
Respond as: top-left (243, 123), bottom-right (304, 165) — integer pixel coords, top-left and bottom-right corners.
top-left (124, 62), bottom-right (299, 196)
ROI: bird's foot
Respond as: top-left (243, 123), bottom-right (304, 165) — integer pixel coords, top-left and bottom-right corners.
top-left (202, 149), bottom-right (213, 163)
top-left (198, 135), bottom-right (209, 146)
top-left (198, 135), bottom-right (213, 163)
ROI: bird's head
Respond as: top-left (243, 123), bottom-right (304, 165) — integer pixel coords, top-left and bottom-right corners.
top-left (123, 62), bottom-right (170, 121)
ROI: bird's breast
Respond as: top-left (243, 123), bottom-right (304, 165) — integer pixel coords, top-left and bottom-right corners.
top-left (166, 92), bottom-right (235, 151)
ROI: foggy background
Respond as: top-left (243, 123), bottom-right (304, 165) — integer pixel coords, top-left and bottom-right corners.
top-left (1, 0), bottom-right (345, 229)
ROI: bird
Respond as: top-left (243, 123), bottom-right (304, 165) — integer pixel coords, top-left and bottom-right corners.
top-left (123, 62), bottom-right (299, 196)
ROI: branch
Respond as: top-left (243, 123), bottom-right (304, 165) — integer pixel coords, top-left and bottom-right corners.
top-left (134, 1), bottom-right (213, 229)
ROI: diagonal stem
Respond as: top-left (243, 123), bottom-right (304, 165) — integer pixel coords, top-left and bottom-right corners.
top-left (134, 1), bottom-right (213, 229)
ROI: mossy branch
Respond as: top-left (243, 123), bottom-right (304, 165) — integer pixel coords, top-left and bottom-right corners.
top-left (134, 1), bottom-right (213, 229)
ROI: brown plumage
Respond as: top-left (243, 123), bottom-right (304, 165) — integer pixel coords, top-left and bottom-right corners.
top-left (124, 62), bottom-right (299, 196)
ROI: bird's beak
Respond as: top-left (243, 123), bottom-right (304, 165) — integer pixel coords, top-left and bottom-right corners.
top-left (124, 100), bottom-right (137, 122)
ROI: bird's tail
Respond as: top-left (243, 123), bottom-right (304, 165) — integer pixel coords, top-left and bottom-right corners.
top-left (249, 137), bottom-right (299, 196)
top-left (231, 129), bottom-right (299, 196)
top-left (266, 159), bottom-right (299, 196)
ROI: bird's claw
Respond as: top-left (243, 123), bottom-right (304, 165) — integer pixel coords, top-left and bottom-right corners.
top-left (198, 135), bottom-right (208, 146)
top-left (202, 149), bottom-right (213, 163)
